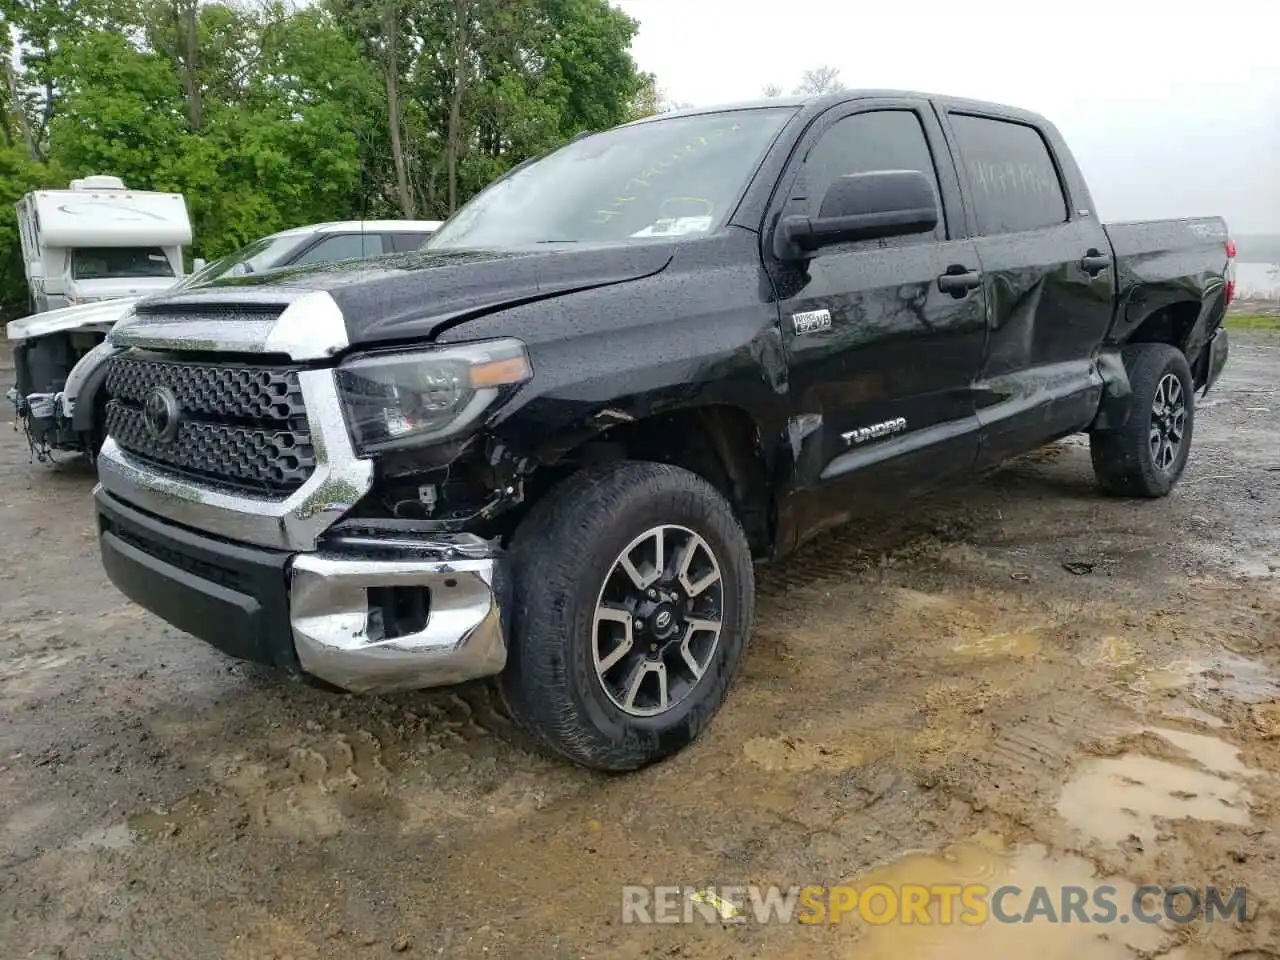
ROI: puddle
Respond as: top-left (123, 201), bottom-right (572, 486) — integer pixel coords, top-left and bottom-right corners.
top-left (806, 834), bottom-right (1165, 958)
top-left (1057, 727), bottom-right (1254, 846)
top-left (1149, 727), bottom-right (1251, 777)
top-left (127, 789), bottom-right (217, 839)
top-left (951, 630), bottom-right (1042, 658)
top-left (1128, 653), bottom-right (1279, 703)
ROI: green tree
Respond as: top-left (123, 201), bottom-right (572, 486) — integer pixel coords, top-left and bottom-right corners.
top-left (0, 144), bottom-right (50, 314)
top-left (0, 0), bottom-right (653, 313)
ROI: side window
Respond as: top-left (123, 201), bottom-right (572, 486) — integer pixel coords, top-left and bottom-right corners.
top-left (800, 109), bottom-right (945, 242)
top-left (948, 114), bottom-right (1068, 235)
top-left (291, 233), bottom-right (386, 267)
top-left (387, 232), bottom-right (431, 253)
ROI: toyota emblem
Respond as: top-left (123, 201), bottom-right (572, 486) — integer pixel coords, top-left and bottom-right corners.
top-left (143, 386), bottom-right (180, 443)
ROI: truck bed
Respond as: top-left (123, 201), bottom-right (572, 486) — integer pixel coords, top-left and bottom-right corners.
top-left (1103, 216), bottom-right (1232, 351)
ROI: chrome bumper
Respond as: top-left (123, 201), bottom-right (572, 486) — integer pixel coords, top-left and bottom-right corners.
top-left (291, 541), bottom-right (508, 694)
top-left (97, 483), bottom-right (507, 695)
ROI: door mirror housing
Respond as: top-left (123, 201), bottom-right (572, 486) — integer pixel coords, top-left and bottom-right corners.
top-left (27, 262), bottom-right (44, 282)
top-left (192, 257), bottom-right (207, 273)
top-left (777, 169), bottom-right (939, 257)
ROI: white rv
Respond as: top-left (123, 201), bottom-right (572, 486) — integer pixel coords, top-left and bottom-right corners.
top-left (14, 175), bottom-right (193, 312)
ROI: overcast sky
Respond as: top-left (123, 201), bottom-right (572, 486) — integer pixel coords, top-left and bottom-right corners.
top-left (615, 0), bottom-right (1279, 236)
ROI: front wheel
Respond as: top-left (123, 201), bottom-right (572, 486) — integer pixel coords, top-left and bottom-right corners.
top-left (499, 461), bottom-right (755, 771)
top-left (1090, 342), bottom-right (1195, 497)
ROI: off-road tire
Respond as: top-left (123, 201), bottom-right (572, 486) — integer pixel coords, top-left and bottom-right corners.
top-left (498, 461), bottom-right (754, 771)
top-left (1090, 343), bottom-right (1195, 497)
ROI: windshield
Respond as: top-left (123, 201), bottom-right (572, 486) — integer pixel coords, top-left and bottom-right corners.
top-left (427, 108), bottom-right (795, 250)
top-left (178, 233), bottom-right (306, 289)
top-left (71, 247), bottom-right (175, 280)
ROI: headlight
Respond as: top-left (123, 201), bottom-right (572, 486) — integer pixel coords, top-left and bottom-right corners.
top-left (335, 338), bottom-right (532, 454)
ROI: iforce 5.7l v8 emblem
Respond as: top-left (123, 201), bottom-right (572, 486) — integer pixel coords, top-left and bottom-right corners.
top-left (791, 309), bottom-right (832, 335)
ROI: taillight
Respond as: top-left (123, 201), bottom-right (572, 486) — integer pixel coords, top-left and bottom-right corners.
top-left (1225, 237), bottom-right (1236, 305)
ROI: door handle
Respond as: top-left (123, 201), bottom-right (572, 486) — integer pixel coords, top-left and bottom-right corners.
top-left (1080, 249), bottom-right (1111, 276)
top-left (937, 265), bottom-right (982, 298)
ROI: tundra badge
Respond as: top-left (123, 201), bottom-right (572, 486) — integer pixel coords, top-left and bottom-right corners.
top-left (792, 309), bottom-right (832, 335)
top-left (842, 417), bottom-right (908, 445)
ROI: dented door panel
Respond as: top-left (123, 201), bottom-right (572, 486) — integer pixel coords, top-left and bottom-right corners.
top-left (969, 220), bottom-right (1115, 466)
top-left (939, 108), bottom-right (1117, 470)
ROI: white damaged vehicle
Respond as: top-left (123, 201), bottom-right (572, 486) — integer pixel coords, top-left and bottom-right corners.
top-left (6, 219), bottom-right (441, 462)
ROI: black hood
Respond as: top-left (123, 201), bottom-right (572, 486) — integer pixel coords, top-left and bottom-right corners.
top-left (173, 242), bottom-right (677, 346)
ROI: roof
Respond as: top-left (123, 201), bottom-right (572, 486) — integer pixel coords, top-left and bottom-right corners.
top-left (311, 220), bottom-right (444, 233)
top-left (628, 89), bottom-right (1047, 127)
top-left (264, 220), bottom-right (445, 241)
top-left (25, 189), bottom-right (193, 247)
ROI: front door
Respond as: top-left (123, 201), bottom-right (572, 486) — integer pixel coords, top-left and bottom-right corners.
top-left (764, 100), bottom-right (988, 551)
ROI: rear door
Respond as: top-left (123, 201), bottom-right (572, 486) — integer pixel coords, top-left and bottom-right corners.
top-left (939, 109), bottom-right (1116, 469)
top-left (765, 98), bottom-right (988, 546)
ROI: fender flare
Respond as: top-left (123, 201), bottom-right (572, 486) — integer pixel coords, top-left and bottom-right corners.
top-left (70, 351), bottom-right (112, 433)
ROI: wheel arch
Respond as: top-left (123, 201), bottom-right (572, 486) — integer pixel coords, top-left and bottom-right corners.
top-left (1121, 286), bottom-right (1227, 390)
top-left (523, 402), bottom-right (776, 557)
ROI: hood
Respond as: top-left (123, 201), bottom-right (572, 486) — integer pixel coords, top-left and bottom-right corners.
top-left (71, 277), bottom-right (181, 300)
top-left (134, 242), bottom-right (677, 348)
top-left (6, 297), bottom-right (142, 343)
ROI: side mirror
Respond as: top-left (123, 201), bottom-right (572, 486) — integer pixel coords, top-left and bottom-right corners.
top-left (778, 169), bottom-right (939, 257)
top-left (27, 262), bottom-right (44, 281)
top-left (192, 258), bottom-right (207, 272)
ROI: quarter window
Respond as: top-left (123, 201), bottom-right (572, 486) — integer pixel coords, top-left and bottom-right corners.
top-left (948, 114), bottom-right (1068, 235)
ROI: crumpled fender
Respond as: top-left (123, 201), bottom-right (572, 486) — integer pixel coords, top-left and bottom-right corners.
top-left (1089, 347), bottom-right (1133, 431)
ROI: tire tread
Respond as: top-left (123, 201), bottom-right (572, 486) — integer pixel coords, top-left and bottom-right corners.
top-left (499, 461), bottom-right (754, 771)
top-left (1090, 342), bottom-right (1194, 498)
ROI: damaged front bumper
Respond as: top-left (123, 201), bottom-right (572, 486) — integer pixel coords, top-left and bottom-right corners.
top-left (291, 537), bottom-right (507, 694)
top-left (95, 487), bottom-right (508, 694)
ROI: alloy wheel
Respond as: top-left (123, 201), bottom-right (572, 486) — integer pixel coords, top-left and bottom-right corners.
top-left (592, 524), bottom-right (724, 717)
top-left (1149, 373), bottom-right (1186, 472)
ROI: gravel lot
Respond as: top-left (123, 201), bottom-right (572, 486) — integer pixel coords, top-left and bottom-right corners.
top-left (2, 334), bottom-right (1278, 959)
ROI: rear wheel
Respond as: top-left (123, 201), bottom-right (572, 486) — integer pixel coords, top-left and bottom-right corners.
top-left (1090, 342), bottom-right (1194, 497)
top-left (499, 461), bottom-right (754, 771)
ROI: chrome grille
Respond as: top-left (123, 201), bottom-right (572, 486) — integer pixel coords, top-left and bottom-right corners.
top-left (105, 354), bottom-right (316, 494)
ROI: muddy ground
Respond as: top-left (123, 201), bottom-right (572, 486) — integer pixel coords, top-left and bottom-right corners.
top-left (1, 335), bottom-right (1278, 959)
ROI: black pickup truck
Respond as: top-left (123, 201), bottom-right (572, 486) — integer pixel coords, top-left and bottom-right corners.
top-left (93, 90), bottom-right (1233, 771)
